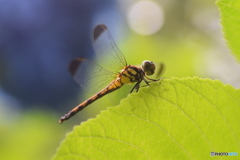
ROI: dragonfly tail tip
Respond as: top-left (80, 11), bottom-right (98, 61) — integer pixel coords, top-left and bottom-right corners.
top-left (59, 118), bottom-right (64, 124)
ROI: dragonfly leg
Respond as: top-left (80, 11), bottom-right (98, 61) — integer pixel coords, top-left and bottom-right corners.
top-left (145, 77), bottom-right (165, 82)
top-left (130, 77), bottom-right (165, 93)
top-left (130, 80), bottom-right (142, 93)
top-left (143, 78), bottom-right (150, 85)
top-left (130, 79), bottom-right (149, 93)
top-left (136, 77), bottom-right (165, 90)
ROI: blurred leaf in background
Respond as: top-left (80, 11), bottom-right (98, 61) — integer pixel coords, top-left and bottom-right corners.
top-left (0, 109), bottom-right (71, 160)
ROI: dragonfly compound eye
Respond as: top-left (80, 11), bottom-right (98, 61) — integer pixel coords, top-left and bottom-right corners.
top-left (142, 60), bottom-right (156, 75)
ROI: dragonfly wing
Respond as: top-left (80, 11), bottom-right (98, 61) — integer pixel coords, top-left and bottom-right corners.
top-left (69, 58), bottom-right (117, 93)
top-left (93, 24), bottom-right (127, 72)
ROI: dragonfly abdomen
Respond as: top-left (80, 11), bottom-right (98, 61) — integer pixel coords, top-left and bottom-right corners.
top-left (59, 79), bottom-right (123, 123)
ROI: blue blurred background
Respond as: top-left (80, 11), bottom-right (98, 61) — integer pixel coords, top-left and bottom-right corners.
top-left (0, 0), bottom-right (121, 110)
top-left (1, 0), bottom-right (240, 160)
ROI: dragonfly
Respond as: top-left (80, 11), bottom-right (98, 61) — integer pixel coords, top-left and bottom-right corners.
top-left (59, 24), bottom-right (163, 123)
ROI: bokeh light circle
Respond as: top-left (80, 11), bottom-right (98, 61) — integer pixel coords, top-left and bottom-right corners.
top-left (127, 0), bottom-right (164, 36)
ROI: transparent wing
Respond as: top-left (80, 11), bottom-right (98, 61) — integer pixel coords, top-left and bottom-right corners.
top-left (69, 58), bottom-right (118, 93)
top-left (93, 24), bottom-right (127, 72)
top-left (68, 24), bottom-right (127, 93)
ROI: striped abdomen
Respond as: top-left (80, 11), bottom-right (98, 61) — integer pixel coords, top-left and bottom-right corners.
top-left (59, 79), bottom-right (123, 123)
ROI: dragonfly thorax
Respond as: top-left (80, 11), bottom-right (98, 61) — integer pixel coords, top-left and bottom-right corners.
top-left (119, 65), bottom-right (144, 84)
top-left (141, 60), bottom-right (156, 75)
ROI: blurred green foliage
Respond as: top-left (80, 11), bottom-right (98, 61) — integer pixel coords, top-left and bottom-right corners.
top-left (121, 33), bottom-right (208, 78)
top-left (0, 110), bottom-right (71, 160)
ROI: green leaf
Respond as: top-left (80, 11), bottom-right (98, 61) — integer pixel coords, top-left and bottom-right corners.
top-left (53, 77), bottom-right (240, 160)
top-left (216, 0), bottom-right (240, 60)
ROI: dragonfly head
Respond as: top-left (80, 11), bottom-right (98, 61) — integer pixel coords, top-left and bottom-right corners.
top-left (142, 60), bottom-right (156, 76)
